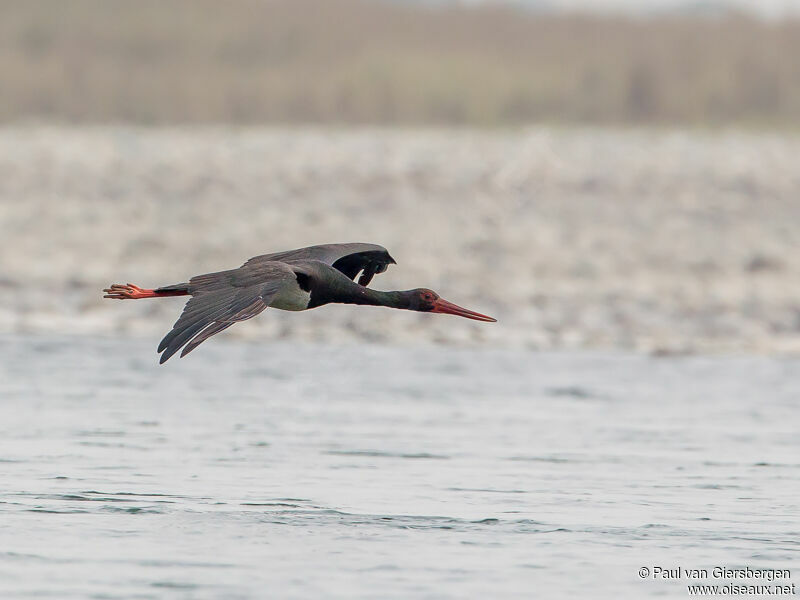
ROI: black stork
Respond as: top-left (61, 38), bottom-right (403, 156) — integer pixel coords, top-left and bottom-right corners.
top-left (104, 243), bottom-right (496, 363)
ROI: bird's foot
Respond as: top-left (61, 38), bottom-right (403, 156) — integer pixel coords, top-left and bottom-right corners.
top-left (103, 283), bottom-right (157, 299)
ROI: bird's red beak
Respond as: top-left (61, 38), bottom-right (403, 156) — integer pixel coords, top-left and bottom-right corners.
top-left (430, 298), bottom-right (497, 322)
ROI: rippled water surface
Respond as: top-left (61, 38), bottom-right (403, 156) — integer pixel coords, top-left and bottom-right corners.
top-left (0, 335), bottom-right (797, 598)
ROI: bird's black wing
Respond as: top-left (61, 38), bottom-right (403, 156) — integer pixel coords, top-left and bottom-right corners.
top-left (157, 261), bottom-right (296, 363)
top-left (242, 243), bottom-right (396, 287)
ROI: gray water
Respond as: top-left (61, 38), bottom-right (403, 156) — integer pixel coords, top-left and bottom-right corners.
top-left (0, 335), bottom-right (797, 598)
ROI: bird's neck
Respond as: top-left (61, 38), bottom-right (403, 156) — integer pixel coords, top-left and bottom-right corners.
top-left (322, 283), bottom-right (409, 310)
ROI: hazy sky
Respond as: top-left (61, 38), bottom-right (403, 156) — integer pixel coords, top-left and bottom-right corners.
top-left (403, 0), bottom-right (800, 18)
top-left (540, 0), bottom-right (797, 17)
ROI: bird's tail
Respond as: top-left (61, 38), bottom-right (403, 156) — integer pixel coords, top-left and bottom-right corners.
top-left (103, 282), bottom-right (190, 299)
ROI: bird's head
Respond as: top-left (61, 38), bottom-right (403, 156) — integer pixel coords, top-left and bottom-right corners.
top-left (406, 288), bottom-right (496, 322)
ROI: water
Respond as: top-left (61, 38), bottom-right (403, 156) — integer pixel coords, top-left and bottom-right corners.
top-left (0, 335), bottom-right (797, 598)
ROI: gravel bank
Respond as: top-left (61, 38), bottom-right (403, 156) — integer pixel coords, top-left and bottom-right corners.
top-left (1, 126), bottom-right (798, 354)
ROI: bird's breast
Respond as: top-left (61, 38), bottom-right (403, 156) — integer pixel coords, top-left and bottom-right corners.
top-left (269, 280), bottom-right (312, 311)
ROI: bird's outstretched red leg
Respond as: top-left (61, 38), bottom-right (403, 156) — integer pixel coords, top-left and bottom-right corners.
top-left (103, 283), bottom-right (161, 299)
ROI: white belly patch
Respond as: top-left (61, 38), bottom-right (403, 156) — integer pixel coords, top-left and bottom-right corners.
top-left (269, 280), bottom-right (311, 311)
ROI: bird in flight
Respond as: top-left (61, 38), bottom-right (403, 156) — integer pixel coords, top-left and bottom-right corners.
top-left (104, 243), bottom-right (496, 363)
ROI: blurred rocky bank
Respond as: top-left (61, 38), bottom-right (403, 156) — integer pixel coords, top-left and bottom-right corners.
top-left (1, 126), bottom-right (798, 355)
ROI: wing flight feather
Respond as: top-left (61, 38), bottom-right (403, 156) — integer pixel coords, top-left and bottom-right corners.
top-left (158, 262), bottom-right (296, 363)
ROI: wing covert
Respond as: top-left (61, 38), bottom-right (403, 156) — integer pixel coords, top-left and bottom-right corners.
top-left (242, 243), bottom-right (395, 286)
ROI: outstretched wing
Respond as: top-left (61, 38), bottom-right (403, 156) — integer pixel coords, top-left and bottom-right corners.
top-left (157, 261), bottom-right (296, 363)
top-left (242, 243), bottom-right (396, 287)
